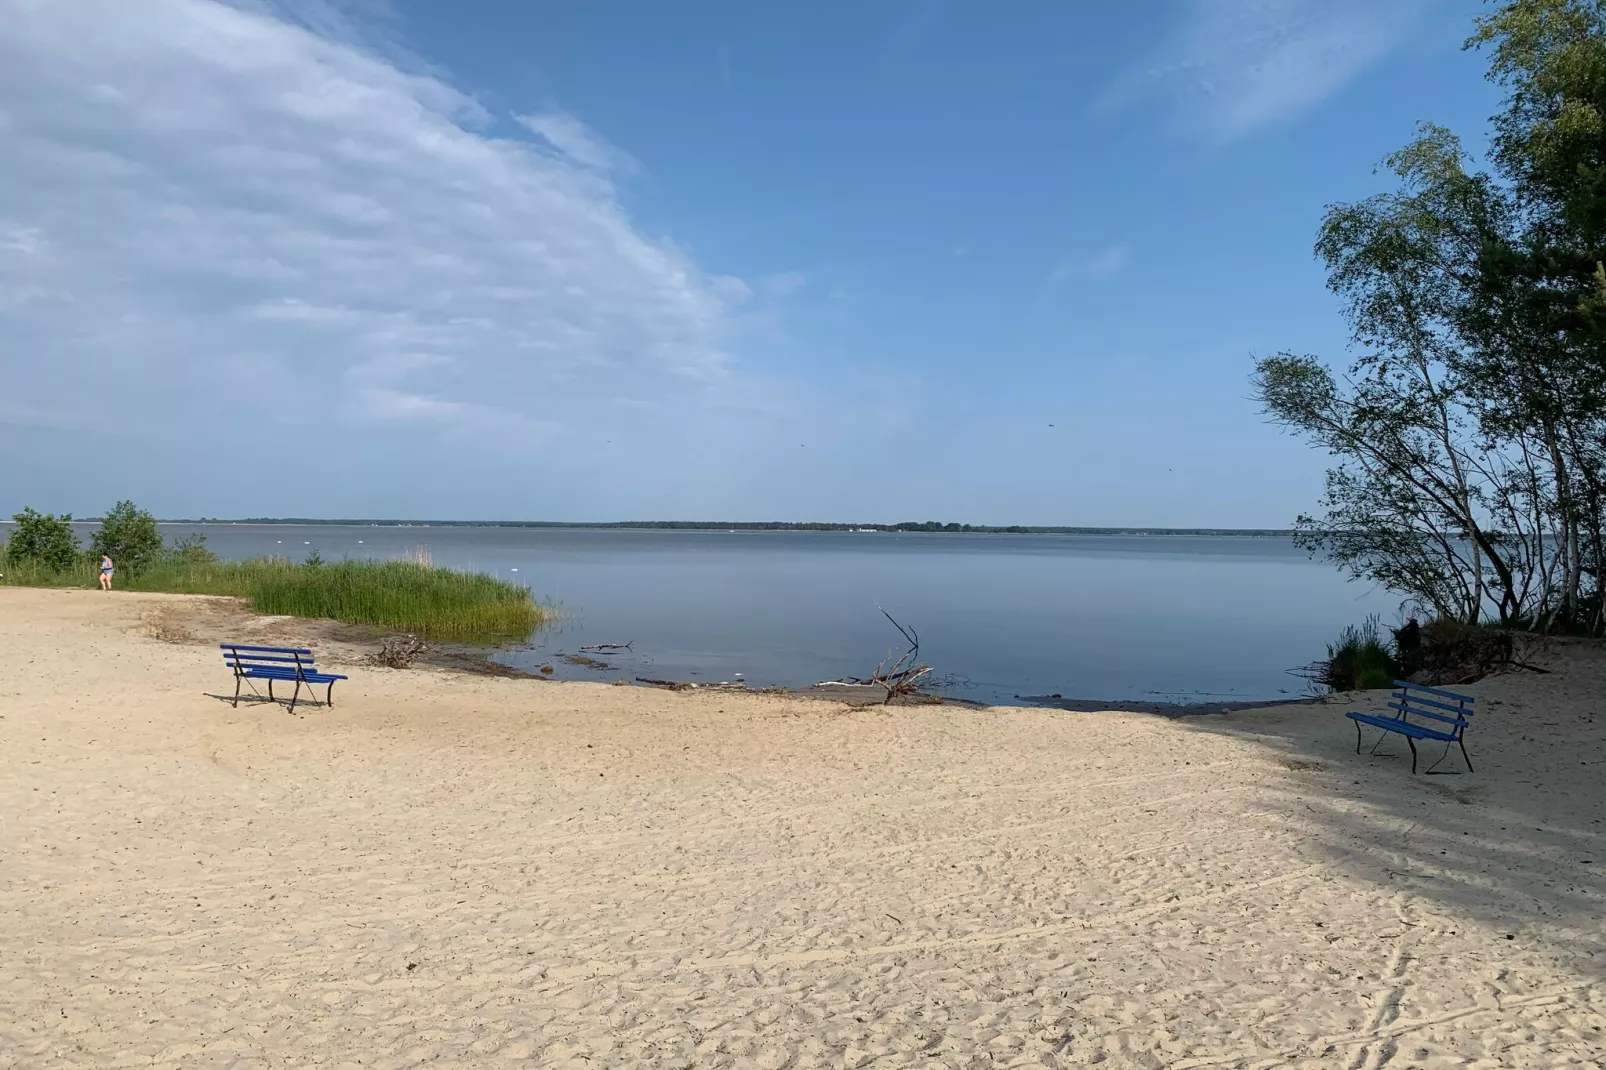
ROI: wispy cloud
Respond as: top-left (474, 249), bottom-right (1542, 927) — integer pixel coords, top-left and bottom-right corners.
top-left (1101, 0), bottom-right (1432, 143)
top-left (515, 111), bottom-right (637, 175)
top-left (1049, 244), bottom-right (1132, 284)
top-left (0, 0), bottom-right (743, 457)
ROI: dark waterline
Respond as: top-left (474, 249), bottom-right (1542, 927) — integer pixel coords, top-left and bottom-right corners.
top-left (28, 522), bottom-right (1397, 706)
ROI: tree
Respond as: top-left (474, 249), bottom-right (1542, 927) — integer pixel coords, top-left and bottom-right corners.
top-left (4, 508), bottom-right (80, 572)
top-left (169, 532), bottom-right (218, 566)
top-left (1468, 0), bottom-right (1606, 632)
top-left (1255, 128), bottom-right (1535, 625)
top-left (1255, 0), bottom-right (1606, 636)
top-left (89, 500), bottom-right (164, 577)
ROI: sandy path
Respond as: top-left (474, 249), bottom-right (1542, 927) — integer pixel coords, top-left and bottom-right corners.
top-left (1, 588), bottom-right (1602, 1068)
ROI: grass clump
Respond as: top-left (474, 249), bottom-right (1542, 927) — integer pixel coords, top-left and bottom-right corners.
top-left (248, 558), bottom-right (543, 639)
top-left (3, 541), bottom-right (545, 640)
top-left (1322, 614), bottom-right (1399, 692)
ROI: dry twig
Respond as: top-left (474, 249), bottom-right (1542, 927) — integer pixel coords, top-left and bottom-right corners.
top-left (373, 634), bottom-right (427, 669)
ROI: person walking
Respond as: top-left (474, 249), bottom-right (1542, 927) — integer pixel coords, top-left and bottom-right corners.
top-left (99, 554), bottom-right (114, 591)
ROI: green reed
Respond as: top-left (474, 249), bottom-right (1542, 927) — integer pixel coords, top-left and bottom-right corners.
top-left (1, 553), bottom-right (547, 639)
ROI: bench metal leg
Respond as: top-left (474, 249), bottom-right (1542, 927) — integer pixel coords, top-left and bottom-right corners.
top-left (288, 678), bottom-right (301, 714)
top-left (325, 681), bottom-right (336, 708)
top-left (1406, 736), bottom-right (1418, 775)
top-left (1459, 738), bottom-right (1473, 773)
top-left (1355, 721), bottom-right (1363, 754)
top-left (267, 678), bottom-right (275, 703)
top-left (233, 674), bottom-right (242, 708)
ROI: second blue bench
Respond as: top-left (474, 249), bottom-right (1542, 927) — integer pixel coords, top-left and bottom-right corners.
top-left (221, 644), bottom-right (348, 713)
top-left (1347, 680), bottom-right (1475, 775)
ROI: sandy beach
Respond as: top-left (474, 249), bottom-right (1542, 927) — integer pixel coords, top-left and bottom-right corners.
top-left (1, 588), bottom-right (1602, 1068)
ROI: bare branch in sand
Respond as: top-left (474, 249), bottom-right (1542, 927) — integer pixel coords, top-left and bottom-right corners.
top-left (815, 605), bottom-right (935, 705)
top-left (373, 634), bottom-right (428, 669)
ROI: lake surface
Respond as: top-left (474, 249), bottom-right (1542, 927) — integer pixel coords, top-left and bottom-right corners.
top-left (60, 523), bottom-right (1397, 706)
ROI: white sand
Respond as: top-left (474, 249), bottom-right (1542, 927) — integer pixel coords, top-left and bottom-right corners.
top-left (1, 587), bottom-right (1602, 1068)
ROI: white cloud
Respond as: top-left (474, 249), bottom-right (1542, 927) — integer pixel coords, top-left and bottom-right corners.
top-left (1049, 244), bottom-right (1132, 283)
top-left (1101, 0), bottom-right (1431, 143)
top-left (515, 111), bottom-right (638, 175)
top-left (0, 0), bottom-right (744, 460)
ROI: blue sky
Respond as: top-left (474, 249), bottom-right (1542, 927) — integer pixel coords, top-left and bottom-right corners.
top-left (0, 0), bottom-right (1498, 524)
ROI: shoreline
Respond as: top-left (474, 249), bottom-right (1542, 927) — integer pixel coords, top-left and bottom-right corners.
top-left (0, 585), bottom-right (1332, 713)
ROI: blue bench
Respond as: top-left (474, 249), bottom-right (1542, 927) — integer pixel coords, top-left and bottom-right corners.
top-left (221, 644), bottom-right (348, 713)
top-left (1347, 681), bottom-right (1474, 774)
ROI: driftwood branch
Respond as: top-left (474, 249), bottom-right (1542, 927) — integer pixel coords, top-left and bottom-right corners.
top-left (870, 605), bottom-right (933, 704)
top-left (810, 607), bottom-right (936, 703)
top-left (373, 634), bottom-right (427, 669)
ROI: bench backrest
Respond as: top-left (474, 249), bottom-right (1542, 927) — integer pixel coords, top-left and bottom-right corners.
top-left (221, 643), bottom-right (318, 676)
top-left (1389, 680), bottom-right (1475, 734)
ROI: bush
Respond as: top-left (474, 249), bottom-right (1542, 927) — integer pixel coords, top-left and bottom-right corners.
top-left (1322, 614), bottom-right (1399, 692)
top-left (1397, 616), bottom-right (1514, 686)
top-left (168, 532), bottom-right (218, 567)
top-left (4, 507), bottom-right (80, 572)
top-left (90, 500), bottom-right (164, 576)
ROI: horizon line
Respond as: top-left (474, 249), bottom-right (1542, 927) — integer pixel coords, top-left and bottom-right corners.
top-left (22, 517), bottom-right (1298, 535)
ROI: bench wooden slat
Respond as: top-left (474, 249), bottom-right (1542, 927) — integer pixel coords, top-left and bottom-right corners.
top-left (1387, 701), bottom-right (1468, 727)
top-left (1394, 691), bottom-right (1476, 716)
top-left (221, 649), bottom-right (311, 658)
top-left (220, 644), bottom-right (314, 655)
top-left (1392, 680), bottom-right (1476, 704)
top-left (241, 667), bottom-right (347, 683)
top-left (1348, 712), bottom-right (1457, 742)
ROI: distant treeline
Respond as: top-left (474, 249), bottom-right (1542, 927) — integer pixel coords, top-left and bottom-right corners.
top-left (149, 519), bottom-right (1295, 536)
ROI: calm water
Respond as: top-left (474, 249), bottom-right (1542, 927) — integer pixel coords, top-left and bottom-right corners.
top-left (62, 523), bottom-right (1396, 706)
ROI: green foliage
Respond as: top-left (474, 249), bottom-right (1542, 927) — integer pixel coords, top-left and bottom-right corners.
top-left (89, 500), bottom-right (164, 576)
top-left (0, 541), bottom-right (545, 639)
top-left (1255, 0), bottom-right (1606, 637)
top-left (1323, 616), bottom-right (1400, 692)
top-left (246, 559), bottom-right (543, 638)
top-left (4, 508), bottom-right (80, 572)
top-left (168, 532), bottom-right (218, 566)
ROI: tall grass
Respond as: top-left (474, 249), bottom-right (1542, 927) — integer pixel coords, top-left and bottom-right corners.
top-left (1323, 614), bottom-right (1399, 691)
top-left (0, 553), bottom-right (546, 639)
top-left (250, 559), bottom-right (543, 638)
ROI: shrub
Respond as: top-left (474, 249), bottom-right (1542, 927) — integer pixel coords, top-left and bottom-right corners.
top-left (1322, 614), bottom-right (1399, 692)
top-left (90, 500), bottom-right (164, 576)
top-left (1407, 617), bottom-right (1515, 686)
top-left (168, 532), bottom-right (218, 566)
top-left (5, 507), bottom-right (80, 572)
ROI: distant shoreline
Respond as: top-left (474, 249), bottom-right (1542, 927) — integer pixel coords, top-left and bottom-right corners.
top-left (32, 519), bottom-right (1298, 537)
